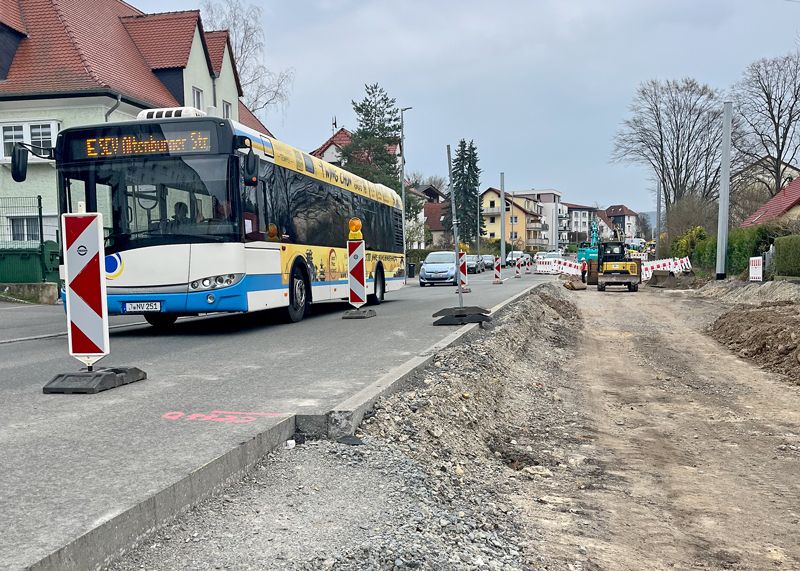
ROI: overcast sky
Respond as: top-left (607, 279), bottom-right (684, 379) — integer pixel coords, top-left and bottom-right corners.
top-left (136, 0), bottom-right (800, 212)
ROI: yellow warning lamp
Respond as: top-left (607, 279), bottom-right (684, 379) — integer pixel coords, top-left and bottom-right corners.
top-left (348, 217), bottom-right (363, 240)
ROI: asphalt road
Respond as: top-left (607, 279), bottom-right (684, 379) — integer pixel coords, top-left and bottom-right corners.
top-left (0, 271), bottom-right (552, 570)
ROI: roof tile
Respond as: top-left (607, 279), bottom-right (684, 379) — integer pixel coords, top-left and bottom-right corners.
top-left (121, 10), bottom-right (199, 70)
top-left (1, 0), bottom-right (26, 34)
top-left (741, 178), bottom-right (800, 227)
top-left (238, 100), bottom-right (273, 137)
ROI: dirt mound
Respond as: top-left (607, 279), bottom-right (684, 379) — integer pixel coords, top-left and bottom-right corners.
top-left (709, 302), bottom-right (800, 384)
top-left (358, 284), bottom-right (588, 568)
top-left (697, 279), bottom-right (800, 304)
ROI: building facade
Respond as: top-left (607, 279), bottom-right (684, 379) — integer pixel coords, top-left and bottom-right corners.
top-left (480, 188), bottom-right (548, 252)
top-left (605, 204), bottom-right (639, 238)
top-left (563, 202), bottom-right (595, 243)
top-left (0, 1), bottom-right (269, 242)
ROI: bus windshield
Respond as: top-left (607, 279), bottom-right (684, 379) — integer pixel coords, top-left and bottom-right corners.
top-left (59, 155), bottom-right (238, 253)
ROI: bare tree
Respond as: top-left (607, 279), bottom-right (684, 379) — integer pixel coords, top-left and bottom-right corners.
top-left (733, 52), bottom-right (800, 197)
top-left (202, 0), bottom-right (293, 113)
top-left (613, 79), bottom-right (724, 210)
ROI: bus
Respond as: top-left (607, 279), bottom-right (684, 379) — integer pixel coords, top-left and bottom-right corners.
top-left (12, 107), bottom-right (405, 327)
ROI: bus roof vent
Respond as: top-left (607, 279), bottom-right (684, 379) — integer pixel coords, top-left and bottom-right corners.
top-left (136, 107), bottom-right (207, 120)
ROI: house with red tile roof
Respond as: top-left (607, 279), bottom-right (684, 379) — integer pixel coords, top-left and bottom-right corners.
top-left (605, 204), bottom-right (639, 238)
top-left (740, 177), bottom-right (800, 228)
top-left (594, 210), bottom-right (615, 240)
top-left (0, 0), bottom-right (270, 231)
top-left (309, 126), bottom-right (400, 168)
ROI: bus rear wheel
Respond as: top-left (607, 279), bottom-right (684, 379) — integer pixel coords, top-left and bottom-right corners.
top-left (368, 266), bottom-right (385, 306)
top-left (286, 264), bottom-right (309, 323)
top-left (145, 314), bottom-right (178, 328)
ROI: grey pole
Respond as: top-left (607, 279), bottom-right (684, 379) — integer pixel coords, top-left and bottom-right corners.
top-left (448, 145), bottom-right (463, 308)
top-left (655, 180), bottom-right (662, 255)
top-left (716, 101), bottom-right (733, 280)
top-left (399, 107), bottom-right (412, 283)
top-left (500, 172), bottom-right (506, 265)
top-left (476, 190), bottom-right (481, 258)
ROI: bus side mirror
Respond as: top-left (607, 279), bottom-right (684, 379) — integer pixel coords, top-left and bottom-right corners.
top-left (11, 143), bottom-right (28, 182)
top-left (243, 148), bottom-right (258, 187)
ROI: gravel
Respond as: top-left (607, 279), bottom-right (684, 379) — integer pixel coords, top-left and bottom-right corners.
top-left (109, 284), bottom-right (587, 571)
top-left (695, 279), bottom-right (800, 304)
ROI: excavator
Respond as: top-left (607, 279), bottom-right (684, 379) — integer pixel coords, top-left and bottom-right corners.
top-left (595, 225), bottom-right (640, 292)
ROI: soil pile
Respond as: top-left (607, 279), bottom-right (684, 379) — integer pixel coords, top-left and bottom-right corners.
top-left (710, 302), bottom-right (800, 384)
top-left (697, 279), bottom-right (800, 304)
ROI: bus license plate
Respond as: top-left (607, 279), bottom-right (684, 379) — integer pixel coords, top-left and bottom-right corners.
top-left (123, 302), bottom-right (161, 313)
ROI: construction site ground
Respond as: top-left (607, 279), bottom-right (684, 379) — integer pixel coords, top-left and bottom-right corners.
top-left (112, 282), bottom-right (800, 571)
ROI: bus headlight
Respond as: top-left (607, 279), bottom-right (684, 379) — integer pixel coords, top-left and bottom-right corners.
top-left (190, 273), bottom-right (245, 291)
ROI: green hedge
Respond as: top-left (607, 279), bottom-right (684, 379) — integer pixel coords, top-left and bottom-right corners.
top-left (685, 225), bottom-right (776, 274)
top-left (774, 235), bottom-right (800, 277)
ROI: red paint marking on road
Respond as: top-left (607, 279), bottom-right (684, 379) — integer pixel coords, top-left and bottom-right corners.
top-left (162, 410), bottom-right (286, 425)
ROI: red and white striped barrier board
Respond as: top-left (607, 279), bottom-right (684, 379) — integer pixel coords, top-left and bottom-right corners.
top-left (348, 239), bottom-right (366, 308)
top-left (749, 256), bottom-right (763, 282)
top-left (458, 251), bottom-right (469, 289)
top-left (493, 255), bottom-right (502, 284)
top-left (63, 213), bottom-right (109, 366)
top-left (525, 257), bottom-right (532, 274)
top-left (515, 257), bottom-right (522, 278)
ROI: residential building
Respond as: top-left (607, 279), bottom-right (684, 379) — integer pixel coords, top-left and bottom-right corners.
top-left (595, 210), bottom-right (614, 240)
top-left (480, 187), bottom-right (547, 252)
top-left (732, 156), bottom-right (800, 224)
top-left (0, 1), bottom-right (270, 238)
top-left (605, 204), bottom-right (639, 238)
top-left (740, 177), bottom-right (800, 227)
top-left (563, 202), bottom-right (595, 243)
top-left (309, 127), bottom-right (400, 167)
top-left (423, 202), bottom-right (446, 247)
top-left (514, 189), bottom-right (563, 250)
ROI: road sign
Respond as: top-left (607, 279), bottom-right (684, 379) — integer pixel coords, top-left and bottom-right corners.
top-left (62, 213), bottom-right (109, 367)
top-left (347, 239), bottom-right (366, 308)
top-left (749, 256), bottom-right (763, 282)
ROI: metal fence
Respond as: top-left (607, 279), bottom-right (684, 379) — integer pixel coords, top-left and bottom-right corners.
top-left (0, 196), bottom-right (60, 283)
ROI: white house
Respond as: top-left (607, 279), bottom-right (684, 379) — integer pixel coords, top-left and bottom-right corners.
top-left (0, 1), bottom-right (270, 242)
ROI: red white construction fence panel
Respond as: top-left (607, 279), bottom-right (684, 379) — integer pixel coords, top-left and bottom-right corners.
top-left (348, 240), bottom-right (366, 308)
top-left (458, 251), bottom-right (468, 288)
top-left (62, 213), bottom-right (110, 365)
top-left (493, 255), bottom-right (502, 283)
top-left (749, 256), bottom-right (763, 282)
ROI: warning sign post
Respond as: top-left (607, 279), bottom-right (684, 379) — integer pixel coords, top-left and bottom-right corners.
top-left (343, 217), bottom-right (376, 319)
top-left (43, 213), bottom-right (146, 394)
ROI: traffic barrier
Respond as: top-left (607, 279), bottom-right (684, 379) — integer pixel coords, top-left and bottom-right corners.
top-left (43, 213), bottom-right (146, 393)
top-left (525, 257), bottom-right (532, 274)
top-left (514, 257), bottom-right (522, 278)
top-left (343, 217), bottom-right (376, 318)
top-left (457, 251), bottom-right (471, 293)
top-left (493, 255), bottom-right (502, 284)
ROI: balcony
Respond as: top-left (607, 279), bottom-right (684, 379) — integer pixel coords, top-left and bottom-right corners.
top-left (526, 238), bottom-right (549, 247)
top-left (526, 222), bottom-right (548, 231)
top-left (482, 206), bottom-right (502, 215)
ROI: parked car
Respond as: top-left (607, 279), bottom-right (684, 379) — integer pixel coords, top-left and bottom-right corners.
top-left (465, 254), bottom-right (481, 274)
top-left (419, 251), bottom-right (457, 286)
top-left (481, 254), bottom-right (495, 270)
top-left (505, 250), bottom-right (525, 267)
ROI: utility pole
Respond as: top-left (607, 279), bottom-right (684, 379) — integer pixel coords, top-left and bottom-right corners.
top-left (716, 101), bottom-right (733, 280)
top-left (448, 145), bottom-right (463, 308)
top-left (500, 172), bottom-right (506, 265)
top-left (476, 190), bottom-right (481, 258)
top-left (656, 180), bottom-right (662, 255)
top-left (399, 106), bottom-right (412, 283)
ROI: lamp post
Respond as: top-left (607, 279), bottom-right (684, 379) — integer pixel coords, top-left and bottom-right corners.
top-left (400, 106), bottom-right (412, 283)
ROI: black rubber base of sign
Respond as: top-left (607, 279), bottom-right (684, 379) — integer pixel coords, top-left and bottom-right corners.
top-left (342, 308), bottom-right (376, 319)
top-left (432, 306), bottom-right (492, 326)
top-left (43, 367), bottom-right (147, 394)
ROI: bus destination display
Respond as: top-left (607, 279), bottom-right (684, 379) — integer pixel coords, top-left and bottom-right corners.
top-left (78, 130), bottom-right (212, 159)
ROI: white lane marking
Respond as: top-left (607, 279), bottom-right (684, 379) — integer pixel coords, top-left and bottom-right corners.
top-left (0, 320), bottom-right (151, 345)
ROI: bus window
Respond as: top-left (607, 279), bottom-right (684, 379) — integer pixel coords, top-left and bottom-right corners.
top-left (242, 185), bottom-right (265, 241)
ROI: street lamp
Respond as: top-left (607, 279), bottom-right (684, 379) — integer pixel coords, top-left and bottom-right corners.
top-left (400, 106), bottom-right (412, 283)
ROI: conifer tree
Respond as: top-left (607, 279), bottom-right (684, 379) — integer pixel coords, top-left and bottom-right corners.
top-left (442, 139), bottom-right (481, 246)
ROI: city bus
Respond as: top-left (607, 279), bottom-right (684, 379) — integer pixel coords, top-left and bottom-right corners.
top-left (11, 107), bottom-right (405, 327)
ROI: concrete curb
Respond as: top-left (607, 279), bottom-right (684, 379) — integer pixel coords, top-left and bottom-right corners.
top-left (305, 281), bottom-right (546, 439)
top-left (28, 416), bottom-right (295, 571)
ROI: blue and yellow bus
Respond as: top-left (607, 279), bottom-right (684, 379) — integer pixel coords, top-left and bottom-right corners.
top-left (16, 107), bottom-right (405, 326)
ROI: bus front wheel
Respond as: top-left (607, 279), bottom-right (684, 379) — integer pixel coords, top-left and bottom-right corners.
top-left (286, 264), bottom-right (309, 323)
top-left (145, 314), bottom-right (178, 329)
top-left (368, 266), bottom-right (385, 306)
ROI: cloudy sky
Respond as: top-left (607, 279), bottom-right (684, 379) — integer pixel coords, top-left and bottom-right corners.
top-left (135, 0), bottom-right (800, 212)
